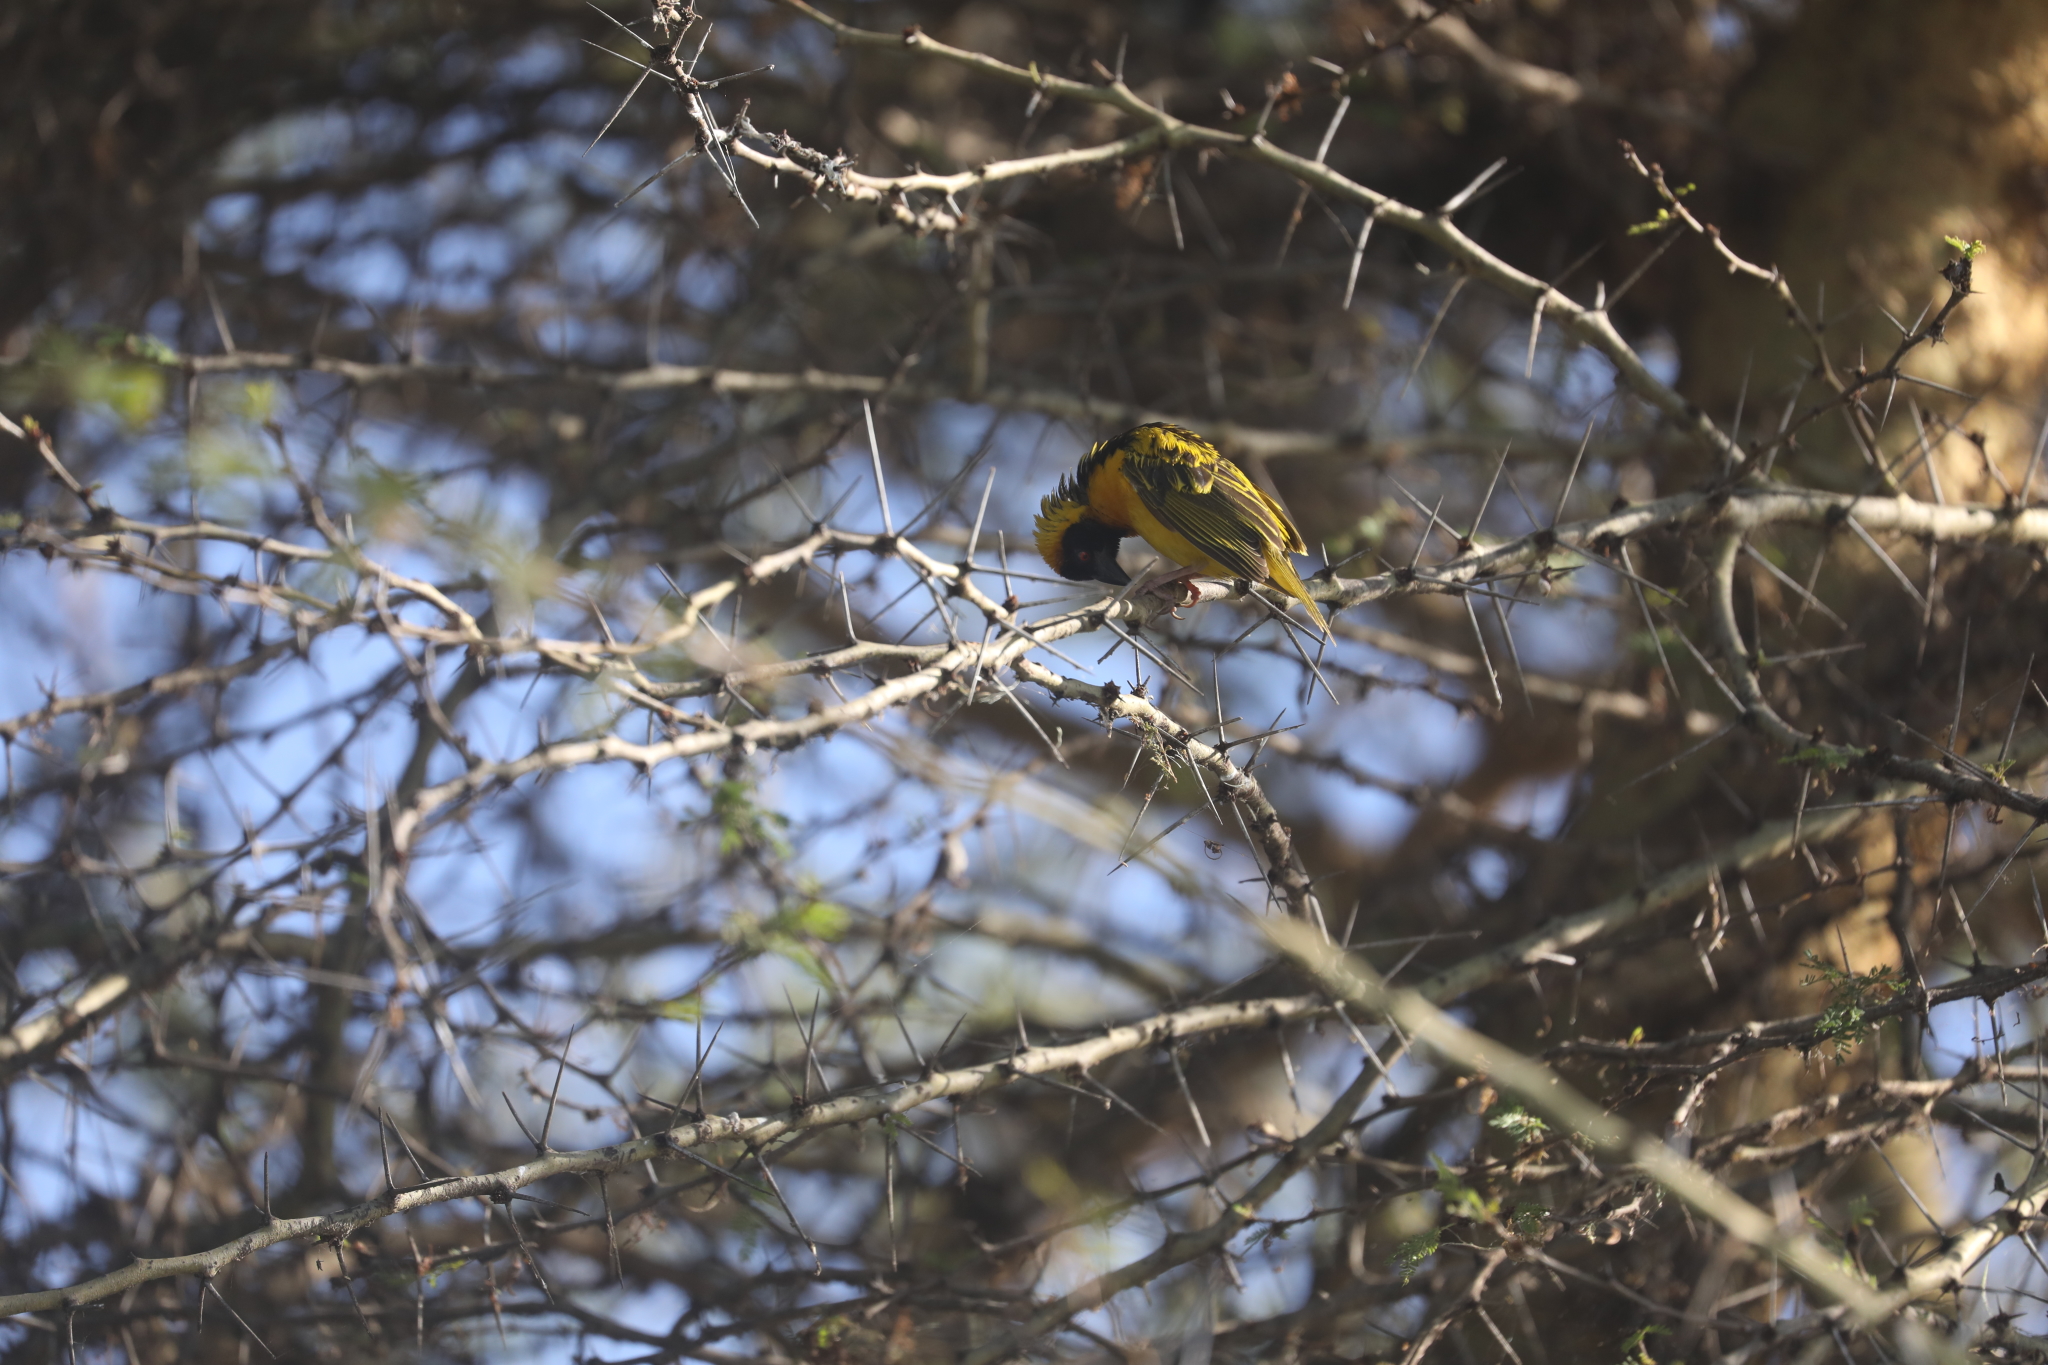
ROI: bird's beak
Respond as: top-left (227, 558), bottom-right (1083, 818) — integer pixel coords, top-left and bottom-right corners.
top-left (1092, 553), bottom-right (1131, 587)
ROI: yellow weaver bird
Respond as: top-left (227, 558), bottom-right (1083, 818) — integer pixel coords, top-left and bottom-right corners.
top-left (1033, 423), bottom-right (1329, 632)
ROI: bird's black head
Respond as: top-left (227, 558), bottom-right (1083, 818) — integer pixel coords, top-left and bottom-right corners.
top-left (1054, 515), bottom-right (1131, 586)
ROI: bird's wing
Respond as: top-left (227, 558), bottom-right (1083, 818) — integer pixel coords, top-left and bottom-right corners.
top-left (1120, 447), bottom-right (1290, 580)
top-left (1248, 481), bottom-right (1308, 554)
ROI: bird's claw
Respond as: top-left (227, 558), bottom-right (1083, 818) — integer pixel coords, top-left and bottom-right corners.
top-left (1148, 579), bottom-right (1200, 620)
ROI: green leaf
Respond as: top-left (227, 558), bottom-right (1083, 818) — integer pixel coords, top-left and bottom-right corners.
top-left (1431, 1155), bottom-right (1496, 1222)
top-left (1626, 208), bottom-right (1676, 237)
top-left (88, 325), bottom-right (180, 369)
top-left (655, 994), bottom-right (703, 1021)
top-left (786, 899), bottom-right (849, 941)
top-left (776, 941), bottom-right (837, 993)
top-left (1389, 1228), bottom-right (1440, 1284)
top-left (1621, 1324), bottom-right (1670, 1364)
top-left (74, 359), bottom-right (166, 429)
top-left (1798, 951), bottom-right (1900, 1059)
top-left (723, 899), bottom-right (851, 992)
top-left (1943, 234), bottom-right (1987, 261)
top-left (710, 779), bottom-right (792, 859)
top-left (227, 378), bottom-right (283, 425)
top-left (1780, 745), bottom-right (1850, 771)
top-left (1487, 1103), bottom-right (1548, 1141)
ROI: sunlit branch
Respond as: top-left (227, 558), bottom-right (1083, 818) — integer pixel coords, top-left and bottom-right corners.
top-left (0, 992), bottom-right (1334, 1317)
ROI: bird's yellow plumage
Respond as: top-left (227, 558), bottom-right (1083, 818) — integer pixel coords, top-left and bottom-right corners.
top-left (1032, 423), bottom-right (1328, 632)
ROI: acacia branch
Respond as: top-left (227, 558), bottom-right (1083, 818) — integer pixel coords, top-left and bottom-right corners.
top-left (767, 1), bottom-right (1737, 463)
top-left (1704, 527), bottom-right (2048, 818)
top-left (1622, 146), bottom-right (1977, 486)
top-left (161, 350), bottom-right (1554, 464)
top-left (959, 1060), bottom-right (1380, 1365)
top-left (1014, 658), bottom-right (1320, 922)
top-left (0, 992), bottom-right (1333, 1318)
top-left (1269, 920), bottom-right (1895, 1324)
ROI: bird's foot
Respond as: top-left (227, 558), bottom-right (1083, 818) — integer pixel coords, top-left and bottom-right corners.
top-left (1153, 580), bottom-right (1201, 618)
top-left (1135, 570), bottom-right (1202, 619)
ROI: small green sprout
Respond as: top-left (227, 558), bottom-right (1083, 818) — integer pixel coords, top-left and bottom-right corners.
top-left (1390, 1228), bottom-right (1440, 1284)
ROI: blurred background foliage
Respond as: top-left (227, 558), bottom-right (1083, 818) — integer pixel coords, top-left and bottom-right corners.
top-left (6, 0), bottom-right (2048, 1361)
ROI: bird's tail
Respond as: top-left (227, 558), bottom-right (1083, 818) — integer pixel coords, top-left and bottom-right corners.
top-left (1265, 554), bottom-right (1330, 633)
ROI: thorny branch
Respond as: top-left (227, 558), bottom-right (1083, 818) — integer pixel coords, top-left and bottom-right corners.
top-left (8, 5), bottom-right (2048, 1362)
top-left (8, 393), bottom-right (2048, 1348)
